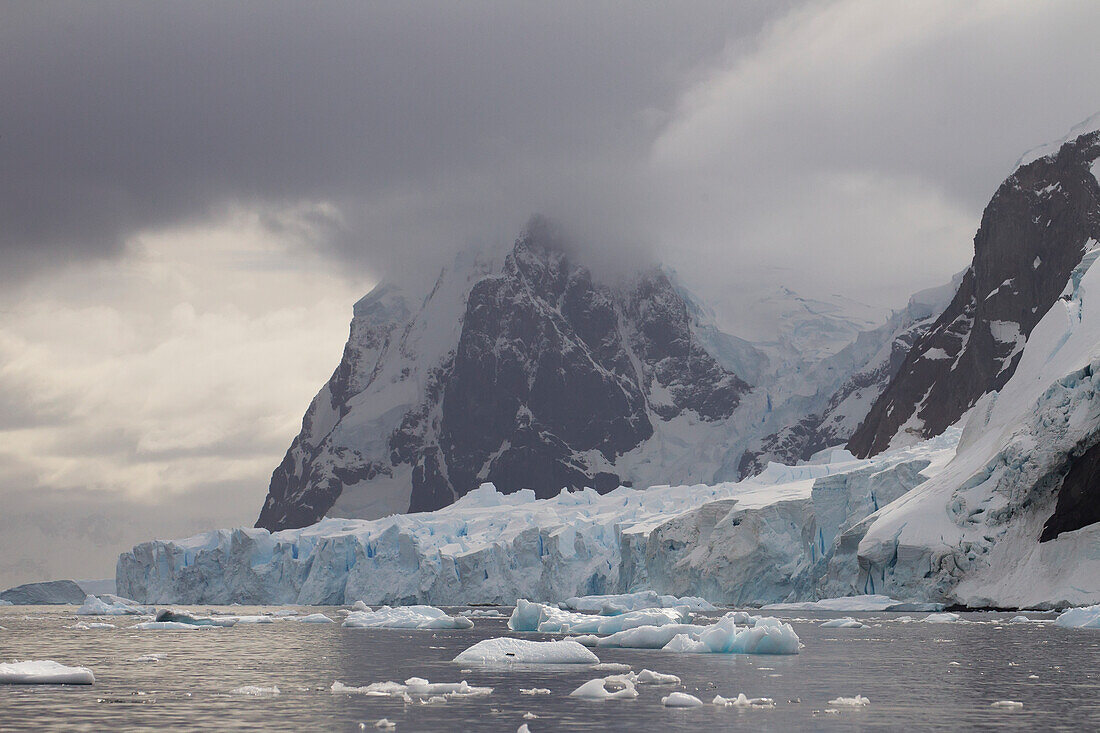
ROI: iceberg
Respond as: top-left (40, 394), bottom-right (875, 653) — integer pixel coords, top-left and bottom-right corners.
top-left (574, 612), bottom-right (800, 655)
top-left (76, 594), bottom-right (151, 616)
top-left (230, 685), bottom-right (280, 696)
top-left (331, 677), bottom-right (491, 699)
top-left (1054, 604), bottom-right (1100, 629)
top-left (661, 692), bottom-right (704, 707)
top-left (763, 595), bottom-right (942, 612)
top-left (829, 695), bottom-right (870, 706)
top-left (713, 693), bottom-right (775, 707)
top-left (569, 677), bottom-right (638, 700)
top-left (343, 605), bottom-right (473, 630)
top-left (819, 618), bottom-right (867, 628)
top-left (296, 613), bottom-right (334, 623)
top-left (559, 591), bottom-right (716, 614)
top-left (508, 599), bottom-right (689, 634)
top-left (453, 638), bottom-right (599, 665)
top-left (0, 660), bottom-right (95, 685)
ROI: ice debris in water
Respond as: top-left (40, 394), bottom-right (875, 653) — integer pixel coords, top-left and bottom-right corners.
top-left (661, 692), bottom-right (704, 707)
top-left (763, 595), bottom-right (943, 612)
top-left (374, 720), bottom-right (396, 729)
top-left (150, 610), bottom-right (237, 627)
top-left (67, 622), bottom-right (116, 630)
top-left (1054, 604), bottom-right (1100, 629)
top-left (229, 615), bottom-right (275, 624)
top-left (569, 677), bottom-right (638, 700)
top-left (516, 725), bottom-right (530, 733)
top-left (134, 654), bottom-right (164, 663)
top-left (828, 695), bottom-right (870, 706)
top-left (560, 591), bottom-right (716, 615)
top-left (296, 613), bottom-right (334, 623)
top-left (454, 638), bottom-right (598, 665)
top-left (509, 599), bottom-right (690, 634)
top-left (591, 662), bottom-right (632, 672)
top-left (573, 612), bottom-right (800, 655)
top-left (522, 712), bottom-right (538, 719)
top-left (231, 685), bottom-right (280, 696)
top-left (921, 613), bottom-right (962, 624)
top-left (519, 688), bottom-right (551, 695)
top-left (713, 693), bottom-right (775, 708)
top-left (819, 618), bottom-right (868, 629)
top-left (0, 660), bottom-right (95, 685)
top-left (331, 677), bottom-right (491, 699)
top-left (465, 609), bottom-right (506, 618)
top-left (343, 605), bottom-right (473, 630)
top-left (76, 594), bottom-right (151, 616)
top-left (132, 621), bottom-right (219, 630)
top-left (991, 700), bottom-right (1024, 709)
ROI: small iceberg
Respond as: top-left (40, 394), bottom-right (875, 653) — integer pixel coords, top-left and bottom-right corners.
top-left (76, 594), bottom-right (151, 616)
top-left (819, 618), bottom-right (868, 629)
top-left (713, 693), bottom-right (775, 707)
top-left (331, 677), bottom-right (491, 699)
top-left (573, 613), bottom-right (800, 655)
top-left (0, 660), bottom-right (95, 685)
top-left (921, 613), bottom-right (962, 624)
top-left (519, 688), bottom-right (551, 695)
top-left (1054, 604), bottom-right (1100, 629)
top-left (454, 638), bottom-right (599, 665)
top-left (828, 695), bottom-right (870, 706)
top-left (297, 613), bottom-right (334, 624)
top-left (67, 622), bottom-right (116, 630)
top-left (135, 610), bottom-right (237, 629)
top-left (991, 700), bottom-right (1024, 709)
top-left (661, 692), bottom-right (704, 707)
top-left (764, 595), bottom-right (943, 612)
top-left (508, 599), bottom-right (690, 634)
top-left (569, 677), bottom-right (638, 700)
top-left (343, 605), bottom-right (473, 630)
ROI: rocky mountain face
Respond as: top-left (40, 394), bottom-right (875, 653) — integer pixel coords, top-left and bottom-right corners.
top-left (848, 129), bottom-right (1100, 457)
top-left (257, 220), bottom-right (749, 530)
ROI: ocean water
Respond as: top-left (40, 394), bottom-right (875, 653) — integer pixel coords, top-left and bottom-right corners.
top-left (1, 606), bottom-right (1098, 731)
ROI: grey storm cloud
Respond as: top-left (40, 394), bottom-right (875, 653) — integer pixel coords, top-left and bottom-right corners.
top-left (0, 0), bottom-right (775, 281)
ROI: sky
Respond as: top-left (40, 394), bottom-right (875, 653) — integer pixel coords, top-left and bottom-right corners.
top-left (3, 0), bottom-right (1100, 588)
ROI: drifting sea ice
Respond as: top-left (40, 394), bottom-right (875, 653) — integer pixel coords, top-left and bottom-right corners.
top-left (661, 692), bottom-right (704, 707)
top-left (991, 700), bottom-right (1024, 709)
top-left (76, 594), bottom-right (152, 616)
top-left (1054, 604), bottom-right (1100, 629)
top-left (0, 660), bottom-right (95, 685)
top-left (763, 595), bottom-right (943, 612)
top-left (343, 605), bottom-right (473, 630)
top-left (508, 599), bottom-right (690, 634)
top-left (819, 618), bottom-right (868, 628)
top-left (230, 615), bottom-right (275, 624)
top-left (922, 613), bottom-right (962, 624)
top-left (296, 613), bottom-right (334, 623)
top-left (569, 677), bottom-right (638, 700)
top-left (828, 695), bottom-right (870, 706)
top-left (331, 677), bottom-right (492, 699)
top-left (132, 621), bottom-right (221, 630)
top-left (573, 613), bottom-right (800, 655)
top-left (560, 591), bottom-right (716, 615)
top-left (67, 622), bottom-right (116, 630)
top-left (230, 685), bottom-right (280, 696)
top-left (713, 693), bottom-right (775, 707)
top-left (453, 638), bottom-right (599, 665)
top-left (519, 688), bottom-right (551, 695)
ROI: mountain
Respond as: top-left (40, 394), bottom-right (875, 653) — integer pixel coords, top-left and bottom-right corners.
top-left (848, 126), bottom-right (1100, 456)
top-left (256, 219), bottom-right (751, 531)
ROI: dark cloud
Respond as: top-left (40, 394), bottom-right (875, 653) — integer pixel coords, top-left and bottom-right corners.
top-left (0, 0), bottom-right (776, 281)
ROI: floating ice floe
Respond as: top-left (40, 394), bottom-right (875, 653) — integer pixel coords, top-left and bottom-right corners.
top-left (828, 695), bottom-right (869, 706)
top-left (465, 609), bottom-right (506, 618)
top-left (133, 654), bottom-right (164, 662)
top-left (0, 660), bottom-right (95, 685)
top-left (331, 677), bottom-right (492, 700)
top-left (453, 638), bottom-right (599, 665)
top-left (573, 613), bottom-right (799, 655)
top-left (231, 685), bottom-right (280, 696)
top-left (517, 725), bottom-right (530, 733)
top-left (519, 688), bottom-right (551, 695)
top-left (76, 594), bottom-right (152, 616)
top-left (230, 615), bottom-right (275, 624)
top-left (67, 622), bottom-right (116, 630)
top-left (508, 599), bottom-right (690, 634)
top-left (374, 720), bottom-right (396, 730)
top-left (921, 613), bottom-right (962, 624)
top-left (819, 618), bottom-right (868, 629)
top-left (1054, 604), bottom-right (1100, 629)
top-left (661, 692), bottom-right (704, 707)
top-left (133, 621), bottom-right (222, 630)
top-left (560, 591), bottom-right (716, 615)
top-left (713, 693), bottom-right (775, 707)
top-left (991, 700), bottom-right (1024, 709)
top-left (569, 677), bottom-right (638, 700)
top-left (763, 595), bottom-right (943, 612)
top-left (297, 613), bottom-right (334, 623)
top-left (343, 605), bottom-right (473, 630)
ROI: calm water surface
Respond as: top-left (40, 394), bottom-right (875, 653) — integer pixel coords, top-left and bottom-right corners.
top-left (1, 606), bottom-right (1098, 731)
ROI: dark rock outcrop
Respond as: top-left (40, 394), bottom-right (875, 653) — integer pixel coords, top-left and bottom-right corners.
top-left (848, 130), bottom-right (1100, 457)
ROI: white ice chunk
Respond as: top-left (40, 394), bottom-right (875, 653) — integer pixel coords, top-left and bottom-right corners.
top-left (343, 605), bottom-right (473, 630)
top-left (454, 638), bottom-right (598, 665)
top-left (828, 695), bottom-right (869, 706)
top-left (764, 595), bottom-right (942, 612)
top-left (132, 621), bottom-right (220, 630)
top-left (575, 613), bottom-right (799, 655)
top-left (713, 693), bottom-right (775, 707)
top-left (229, 615), bottom-right (275, 624)
top-left (569, 677), bottom-right (638, 700)
top-left (661, 692), bottom-right (704, 707)
top-left (991, 700), bottom-right (1024, 709)
top-left (231, 685), bottom-right (280, 696)
top-left (76, 594), bottom-right (151, 616)
top-left (921, 613), bottom-right (962, 624)
top-left (67, 622), bottom-right (116, 630)
top-left (508, 598), bottom-right (689, 634)
top-left (819, 618), bottom-right (868, 628)
top-left (133, 654), bottom-right (163, 662)
top-left (0, 661), bottom-right (95, 685)
top-left (374, 719), bottom-right (396, 729)
top-left (331, 677), bottom-right (491, 699)
top-left (296, 613), bottom-right (334, 623)
top-left (1054, 604), bottom-right (1100, 629)
top-left (519, 688), bottom-right (551, 695)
